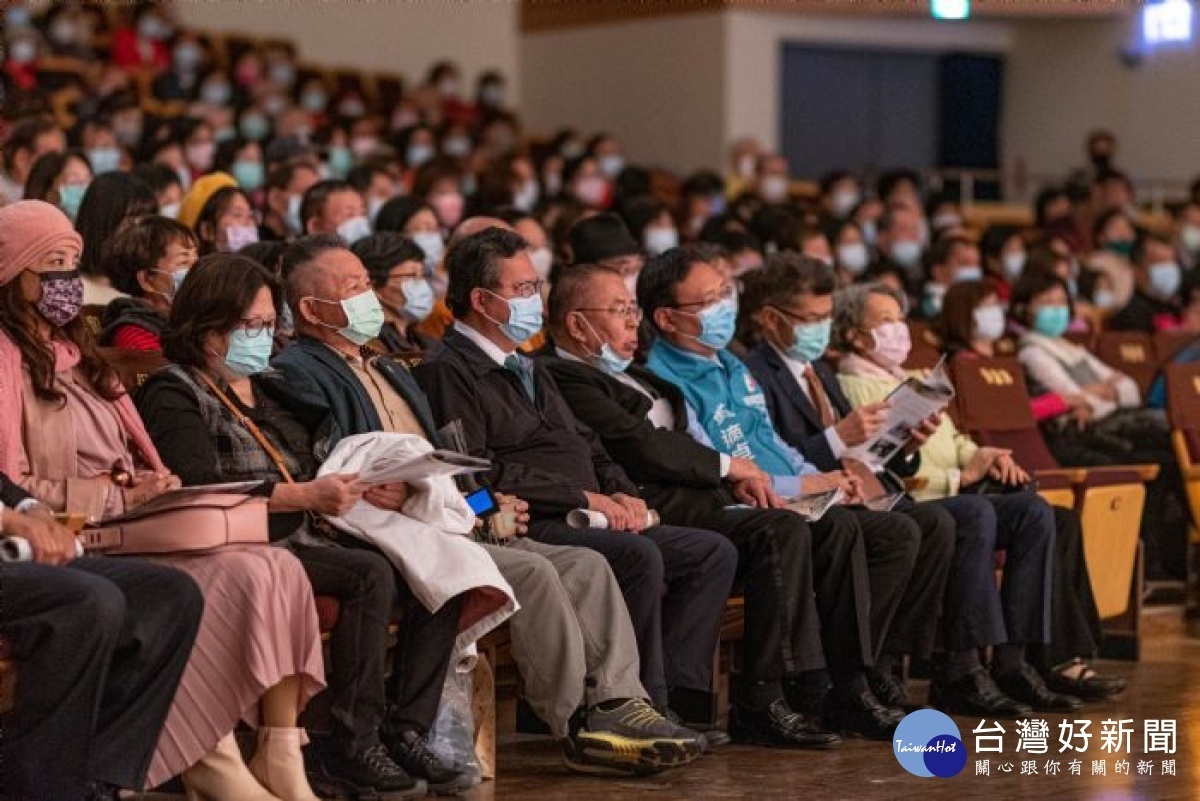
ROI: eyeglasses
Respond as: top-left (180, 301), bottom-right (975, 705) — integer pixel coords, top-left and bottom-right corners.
top-left (236, 317), bottom-right (277, 338)
top-left (769, 305), bottom-right (831, 325)
top-left (492, 279), bottom-right (544, 299)
top-left (576, 305), bottom-right (643, 322)
top-left (672, 283), bottom-right (736, 309)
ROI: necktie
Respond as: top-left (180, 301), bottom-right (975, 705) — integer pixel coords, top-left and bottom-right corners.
top-left (804, 365), bottom-right (836, 428)
top-left (504, 354), bottom-right (536, 401)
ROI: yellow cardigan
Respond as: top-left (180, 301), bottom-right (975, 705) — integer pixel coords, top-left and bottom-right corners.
top-left (838, 372), bottom-right (978, 502)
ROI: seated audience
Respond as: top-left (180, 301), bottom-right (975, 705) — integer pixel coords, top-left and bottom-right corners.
top-left (0, 470), bottom-right (203, 801)
top-left (74, 171), bottom-right (158, 305)
top-left (1104, 232), bottom-right (1182, 333)
top-left (0, 200), bottom-right (325, 799)
top-left (1010, 269), bottom-right (1189, 580)
top-left (413, 227), bottom-right (738, 737)
top-left (271, 233), bottom-right (706, 776)
top-left (99, 215), bottom-right (198, 350)
top-left (352, 232), bottom-right (440, 354)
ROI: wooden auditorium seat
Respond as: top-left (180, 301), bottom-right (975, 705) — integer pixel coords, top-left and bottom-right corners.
top-left (1095, 331), bottom-right (1158, 397)
top-left (949, 354), bottom-right (1155, 657)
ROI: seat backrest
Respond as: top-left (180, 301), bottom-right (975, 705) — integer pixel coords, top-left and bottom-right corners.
top-left (948, 354), bottom-right (1061, 471)
top-left (904, 321), bottom-right (943, 372)
top-left (1165, 361), bottom-right (1200, 465)
top-left (97, 348), bottom-right (168, 394)
top-left (1155, 330), bottom-right (1200, 366)
top-left (80, 304), bottom-right (105, 339)
top-left (1095, 331), bottom-right (1157, 396)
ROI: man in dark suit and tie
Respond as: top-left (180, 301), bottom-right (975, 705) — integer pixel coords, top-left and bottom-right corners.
top-left (541, 261), bottom-right (918, 742)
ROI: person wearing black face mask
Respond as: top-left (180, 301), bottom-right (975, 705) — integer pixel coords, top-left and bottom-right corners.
top-left (1085, 129), bottom-right (1117, 176)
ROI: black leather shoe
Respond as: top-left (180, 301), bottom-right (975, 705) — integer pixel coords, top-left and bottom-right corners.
top-left (930, 668), bottom-right (1032, 718)
top-left (867, 668), bottom-right (909, 709)
top-left (824, 690), bottom-right (902, 741)
top-left (994, 664), bottom-right (1083, 713)
top-left (729, 699), bottom-right (841, 749)
top-left (1043, 661), bottom-right (1126, 701)
top-left (659, 704), bottom-right (730, 750)
top-left (383, 726), bottom-right (473, 795)
top-left (318, 742), bottom-right (427, 799)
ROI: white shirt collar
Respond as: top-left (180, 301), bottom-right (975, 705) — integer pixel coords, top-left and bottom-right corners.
top-left (454, 320), bottom-right (514, 368)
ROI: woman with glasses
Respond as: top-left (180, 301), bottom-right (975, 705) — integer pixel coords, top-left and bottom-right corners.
top-left (0, 201), bottom-right (325, 800)
top-left (135, 253), bottom-right (460, 795)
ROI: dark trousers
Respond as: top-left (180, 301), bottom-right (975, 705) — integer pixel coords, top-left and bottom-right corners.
top-left (0, 558), bottom-right (203, 800)
top-left (1033, 506), bottom-right (1102, 669)
top-left (930, 493), bottom-right (1053, 651)
top-left (864, 500), bottom-right (955, 661)
top-left (306, 537), bottom-right (463, 739)
top-left (292, 543), bottom-right (394, 751)
top-left (528, 520), bottom-right (737, 708)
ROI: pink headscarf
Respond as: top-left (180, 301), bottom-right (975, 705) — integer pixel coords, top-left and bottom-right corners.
top-left (0, 201), bottom-right (164, 482)
top-left (0, 200), bottom-right (82, 286)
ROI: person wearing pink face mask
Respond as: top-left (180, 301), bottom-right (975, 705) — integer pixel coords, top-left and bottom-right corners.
top-left (194, 186), bottom-right (260, 256)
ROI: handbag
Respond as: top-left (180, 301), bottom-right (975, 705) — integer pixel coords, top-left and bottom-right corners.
top-left (81, 492), bottom-right (269, 555)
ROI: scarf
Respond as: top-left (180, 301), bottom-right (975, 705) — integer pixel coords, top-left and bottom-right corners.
top-left (0, 330), bottom-right (165, 478)
top-left (646, 339), bottom-right (795, 476)
top-left (838, 352), bottom-right (907, 381)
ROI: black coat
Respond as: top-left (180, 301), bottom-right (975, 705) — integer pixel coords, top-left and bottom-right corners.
top-left (413, 328), bottom-right (637, 517)
top-left (743, 342), bottom-right (918, 491)
top-left (540, 353), bottom-right (735, 529)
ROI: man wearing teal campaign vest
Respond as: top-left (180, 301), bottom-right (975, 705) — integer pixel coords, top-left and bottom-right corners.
top-left (641, 244), bottom-right (958, 720)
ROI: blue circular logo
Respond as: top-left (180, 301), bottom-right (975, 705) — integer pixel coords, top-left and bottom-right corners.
top-left (893, 709), bottom-right (966, 778)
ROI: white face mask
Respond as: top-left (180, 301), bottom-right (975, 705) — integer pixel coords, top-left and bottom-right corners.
top-left (760, 175), bottom-right (789, 204)
top-left (160, 201), bottom-right (181, 220)
top-left (411, 231), bottom-right (445, 273)
top-left (1002, 251), bottom-right (1026, 281)
top-left (973, 305), bottom-right (1006, 343)
top-left (1182, 224), bottom-right (1200, 254)
top-left (831, 190), bottom-right (861, 220)
top-left (837, 242), bottom-right (870, 275)
top-left (337, 215), bottom-right (372, 245)
top-left (644, 227), bottom-right (680, 256)
top-left (869, 321), bottom-right (911, 367)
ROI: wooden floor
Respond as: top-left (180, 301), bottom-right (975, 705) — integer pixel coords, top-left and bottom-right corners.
top-left (465, 616), bottom-right (1200, 800)
top-left (139, 608), bottom-right (1200, 800)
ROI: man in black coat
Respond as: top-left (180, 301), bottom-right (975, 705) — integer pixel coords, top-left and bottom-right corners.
top-left (0, 473), bottom-right (203, 800)
top-left (413, 227), bottom-right (739, 731)
top-left (540, 263), bottom-right (906, 743)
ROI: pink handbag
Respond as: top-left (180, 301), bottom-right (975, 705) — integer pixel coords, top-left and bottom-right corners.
top-left (81, 493), bottom-right (269, 555)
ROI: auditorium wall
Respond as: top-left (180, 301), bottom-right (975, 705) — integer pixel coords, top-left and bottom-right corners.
top-left (173, 1), bottom-right (519, 98)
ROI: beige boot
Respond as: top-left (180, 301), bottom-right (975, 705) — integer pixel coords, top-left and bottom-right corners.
top-left (182, 732), bottom-right (282, 801)
top-left (247, 726), bottom-right (321, 801)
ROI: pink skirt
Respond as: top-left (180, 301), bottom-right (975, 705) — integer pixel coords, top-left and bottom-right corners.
top-left (140, 545), bottom-right (325, 789)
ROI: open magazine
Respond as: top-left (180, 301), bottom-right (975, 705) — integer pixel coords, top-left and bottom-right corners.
top-left (843, 356), bottom-right (956, 471)
top-left (353, 449), bottom-right (492, 484)
top-left (784, 488), bottom-right (844, 522)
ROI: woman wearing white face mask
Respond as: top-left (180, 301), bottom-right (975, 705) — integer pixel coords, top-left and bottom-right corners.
top-left (99, 216), bottom-right (200, 351)
top-left (831, 220), bottom-right (871, 287)
top-left (353, 233), bottom-right (440, 355)
top-left (194, 186), bottom-right (260, 256)
top-left (981, 226), bottom-right (1028, 303)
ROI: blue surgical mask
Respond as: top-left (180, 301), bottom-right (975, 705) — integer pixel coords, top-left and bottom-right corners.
top-left (860, 220), bottom-right (878, 246)
top-left (1092, 289), bottom-right (1117, 310)
top-left (233, 160), bottom-right (264, 191)
top-left (785, 318), bottom-right (831, 363)
top-left (579, 314), bottom-right (633, 374)
top-left (58, 183), bottom-right (88, 221)
top-left (407, 143), bottom-right (434, 168)
top-left (240, 114), bottom-right (270, 141)
top-left (412, 231), bottom-right (445, 272)
top-left (1149, 262), bottom-right (1182, 298)
top-left (483, 290), bottom-right (544, 344)
top-left (152, 267), bottom-right (189, 301)
top-left (327, 146), bottom-right (353, 177)
top-left (687, 295), bottom-right (737, 350)
top-left (310, 289), bottom-right (385, 346)
top-left (954, 265), bottom-right (984, 283)
top-left (224, 328), bottom-right (274, 376)
top-left (88, 147), bottom-right (121, 175)
top-left (890, 240), bottom-right (922, 269)
top-left (400, 278), bottom-right (435, 321)
top-left (1033, 305), bottom-right (1071, 338)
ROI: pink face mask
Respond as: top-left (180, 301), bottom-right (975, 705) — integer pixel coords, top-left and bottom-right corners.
top-left (429, 191), bottom-right (464, 229)
top-left (869, 321), bottom-right (911, 367)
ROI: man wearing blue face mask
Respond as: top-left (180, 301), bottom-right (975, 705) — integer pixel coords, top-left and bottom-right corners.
top-left (415, 227), bottom-right (740, 740)
top-left (352, 233), bottom-right (440, 355)
top-left (541, 264), bottom-right (893, 745)
top-left (1106, 232), bottom-right (1183, 334)
top-left (915, 235), bottom-right (985, 322)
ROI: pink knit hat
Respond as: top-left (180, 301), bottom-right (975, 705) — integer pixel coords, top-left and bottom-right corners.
top-left (0, 200), bottom-right (83, 287)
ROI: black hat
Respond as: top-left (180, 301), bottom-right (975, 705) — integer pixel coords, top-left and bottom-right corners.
top-left (569, 213), bottom-right (641, 264)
